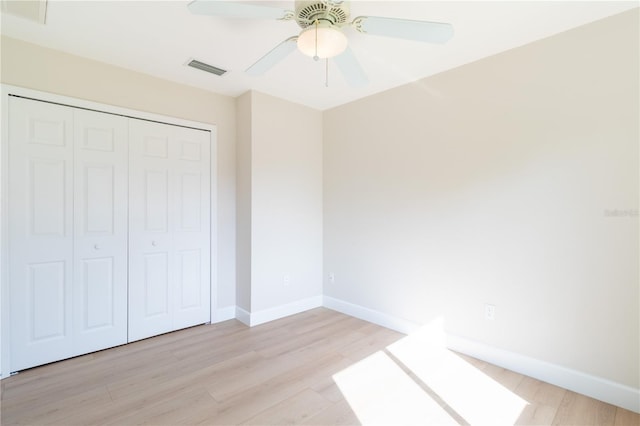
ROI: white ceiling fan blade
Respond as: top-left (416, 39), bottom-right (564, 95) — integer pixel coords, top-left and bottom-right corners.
top-left (353, 16), bottom-right (454, 44)
top-left (246, 37), bottom-right (298, 76)
top-left (188, 0), bottom-right (291, 20)
top-left (334, 47), bottom-right (368, 88)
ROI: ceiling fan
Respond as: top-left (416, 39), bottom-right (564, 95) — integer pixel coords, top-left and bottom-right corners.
top-left (188, 0), bottom-right (454, 87)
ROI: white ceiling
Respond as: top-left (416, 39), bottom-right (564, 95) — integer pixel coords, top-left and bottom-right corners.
top-left (1, 1), bottom-right (637, 110)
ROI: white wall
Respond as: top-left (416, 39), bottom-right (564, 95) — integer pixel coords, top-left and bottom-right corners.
top-left (323, 8), bottom-right (638, 390)
top-left (236, 91), bottom-right (323, 320)
top-left (0, 35), bottom-right (238, 312)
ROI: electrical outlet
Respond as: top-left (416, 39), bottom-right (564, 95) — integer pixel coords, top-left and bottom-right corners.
top-left (283, 275), bottom-right (290, 286)
top-left (485, 304), bottom-right (496, 321)
top-left (328, 273), bottom-right (335, 283)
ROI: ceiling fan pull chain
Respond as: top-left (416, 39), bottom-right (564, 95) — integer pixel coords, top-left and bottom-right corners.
top-left (313, 19), bottom-right (319, 61)
top-left (325, 58), bottom-right (329, 87)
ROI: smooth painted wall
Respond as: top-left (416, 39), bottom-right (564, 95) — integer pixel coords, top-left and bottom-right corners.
top-left (0, 35), bottom-right (237, 312)
top-left (236, 91), bottom-right (323, 314)
top-left (251, 91), bottom-right (323, 312)
top-left (235, 92), bottom-right (252, 312)
top-left (323, 9), bottom-right (638, 388)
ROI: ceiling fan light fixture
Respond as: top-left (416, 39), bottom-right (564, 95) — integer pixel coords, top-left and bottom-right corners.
top-left (297, 22), bottom-right (347, 59)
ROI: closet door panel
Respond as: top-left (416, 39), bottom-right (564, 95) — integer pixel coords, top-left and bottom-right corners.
top-left (84, 165), bottom-right (114, 233)
top-left (143, 252), bottom-right (170, 317)
top-left (9, 97), bottom-right (74, 371)
top-left (144, 170), bottom-right (169, 232)
top-left (30, 159), bottom-right (67, 236)
top-left (177, 249), bottom-right (202, 309)
top-left (28, 261), bottom-right (67, 339)
top-left (172, 127), bottom-right (210, 329)
top-left (129, 120), bottom-right (210, 341)
top-left (82, 257), bottom-right (114, 328)
top-left (129, 120), bottom-right (174, 341)
top-left (72, 109), bottom-right (128, 354)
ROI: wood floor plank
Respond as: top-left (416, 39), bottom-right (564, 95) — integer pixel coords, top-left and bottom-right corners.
top-left (515, 376), bottom-right (567, 407)
top-left (516, 403), bottom-right (563, 426)
top-left (172, 320), bottom-right (290, 362)
top-left (206, 352), bottom-right (301, 403)
top-left (108, 350), bottom-right (263, 402)
top-left (553, 391), bottom-right (617, 425)
top-left (0, 385), bottom-right (112, 426)
top-left (614, 407), bottom-right (640, 426)
top-left (337, 324), bottom-right (404, 361)
top-left (287, 309), bottom-right (357, 336)
top-left (207, 351), bottom-right (354, 424)
top-left (454, 351), bottom-right (489, 370)
top-left (1, 308), bottom-right (636, 426)
top-left (0, 353), bottom-right (98, 402)
top-left (513, 377), bottom-right (566, 425)
top-left (103, 387), bottom-right (218, 426)
top-left (241, 389), bottom-right (331, 425)
top-left (310, 379), bottom-right (347, 404)
top-left (480, 363), bottom-right (525, 392)
top-left (299, 399), bottom-right (361, 426)
top-left (255, 314), bottom-right (368, 359)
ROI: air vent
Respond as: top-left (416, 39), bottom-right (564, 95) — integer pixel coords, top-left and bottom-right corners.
top-left (187, 59), bottom-right (227, 76)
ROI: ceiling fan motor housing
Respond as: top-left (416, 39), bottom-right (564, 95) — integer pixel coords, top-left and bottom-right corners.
top-left (295, 0), bottom-right (350, 28)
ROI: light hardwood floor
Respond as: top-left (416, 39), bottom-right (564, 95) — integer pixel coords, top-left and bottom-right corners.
top-left (1, 308), bottom-right (638, 425)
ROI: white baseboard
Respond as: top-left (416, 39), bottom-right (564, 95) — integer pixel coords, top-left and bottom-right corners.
top-left (249, 296), bottom-right (323, 327)
top-left (446, 333), bottom-right (640, 414)
top-left (321, 296), bottom-right (639, 413)
top-left (211, 306), bottom-right (236, 323)
top-left (322, 296), bottom-right (420, 335)
top-left (235, 306), bottom-right (250, 326)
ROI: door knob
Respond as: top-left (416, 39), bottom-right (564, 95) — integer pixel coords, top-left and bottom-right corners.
top-left (94, 244), bottom-right (100, 250)
top-left (151, 241), bottom-right (157, 247)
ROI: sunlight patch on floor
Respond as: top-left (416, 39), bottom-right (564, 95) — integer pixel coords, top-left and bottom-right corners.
top-left (333, 351), bottom-right (459, 425)
top-left (334, 317), bottom-right (529, 425)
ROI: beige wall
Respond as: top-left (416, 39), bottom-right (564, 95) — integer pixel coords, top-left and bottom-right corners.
top-left (236, 91), bottom-right (323, 314)
top-left (323, 9), bottom-right (638, 388)
top-left (235, 92), bottom-right (252, 311)
top-left (1, 35), bottom-right (238, 310)
top-left (251, 91), bottom-right (323, 312)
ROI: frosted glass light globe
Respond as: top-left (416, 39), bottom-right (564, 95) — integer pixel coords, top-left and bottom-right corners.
top-left (297, 22), bottom-right (348, 59)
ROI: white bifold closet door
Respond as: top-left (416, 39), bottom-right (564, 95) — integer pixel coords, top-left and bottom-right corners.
top-left (128, 119), bottom-right (211, 342)
top-left (73, 109), bottom-right (129, 354)
top-left (8, 97), bottom-right (128, 372)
